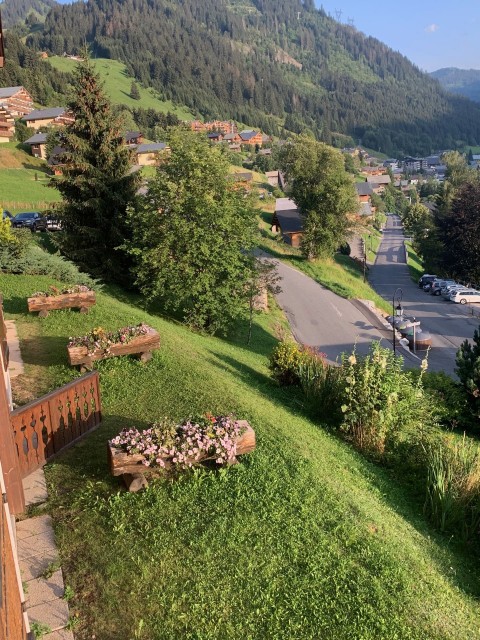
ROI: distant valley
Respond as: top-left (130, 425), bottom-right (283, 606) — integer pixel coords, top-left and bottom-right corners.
top-left (431, 68), bottom-right (480, 103)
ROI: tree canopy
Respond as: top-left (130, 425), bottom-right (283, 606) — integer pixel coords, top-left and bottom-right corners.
top-left (280, 136), bottom-right (358, 259)
top-left (129, 129), bottom-right (258, 333)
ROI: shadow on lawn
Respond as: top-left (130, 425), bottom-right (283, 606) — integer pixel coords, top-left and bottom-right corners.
top-left (208, 349), bottom-right (480, 598)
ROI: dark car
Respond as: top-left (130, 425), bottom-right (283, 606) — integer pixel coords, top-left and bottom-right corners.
top-left (418, 274), bottom-right (437, 289)
top-left (2, 210), bottom-right (13, 221)
top-left (12, 212), bottom-right (47, 232)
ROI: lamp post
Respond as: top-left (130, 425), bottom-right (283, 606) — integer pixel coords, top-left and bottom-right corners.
top-left (392, 287), bottom-right (403, 356)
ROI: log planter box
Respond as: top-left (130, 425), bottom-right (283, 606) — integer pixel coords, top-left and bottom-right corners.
top-left (67, 326), bottom-right (160, 371)
top-left (108, 421), bottom-right (256, 492)
top-left (28, 291), bottom-right (96, 317)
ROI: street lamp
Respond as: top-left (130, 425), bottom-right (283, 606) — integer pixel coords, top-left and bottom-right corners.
top-left (392, 287), bottom-right (403, 356)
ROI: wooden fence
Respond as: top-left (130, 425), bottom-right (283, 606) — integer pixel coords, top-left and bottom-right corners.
top-left (0, 463), bottom-right (30, 640)
top-left (10, 371), bottom-right (102, 478)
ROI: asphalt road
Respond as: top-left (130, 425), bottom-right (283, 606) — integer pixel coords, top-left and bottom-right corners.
top-left (369, 214), bottom-right (479, 375)
top-left (266, 257), bottom-right (386, 363)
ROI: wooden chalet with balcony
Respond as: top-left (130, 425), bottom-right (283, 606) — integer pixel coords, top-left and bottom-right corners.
top-left (238, 130), bottom-right (263, 146)
top-left (0, 105), bottom-right (15, 142)
top-left (24, 132), bottom-right (48, 159)
top-left (23, 107), bottom-right (74, 131)
top-left (0, 86), bottom-right (33, 117)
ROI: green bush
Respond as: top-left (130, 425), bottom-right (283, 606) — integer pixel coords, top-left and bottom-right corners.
top-left (269, 339), bottom-right (303, 386)
top-left (297, 347), bottom-right (343, 422)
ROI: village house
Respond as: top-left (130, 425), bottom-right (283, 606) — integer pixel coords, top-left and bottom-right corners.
top-left (230, 172), bottom-right (253, 190)
top-left (366, 174), bottom-right (391, 194)
top-left (207, 131), bottom-right (224, 143)
top-left (0, 86), bottom-right (33, 117)
top-left (124, 131), bottom-right (143, 146)
top-left (0, 106), bottom-right (15, 143)
top-left (238, 130), bottom-right (263, 146)
top-left (23, 107), bottom-right (74, 131)
top-left (24, 132), bottom-right (48, 159)
top-left (360, 166), bottom-right (387, 177)
top-left (355, 182), bottom-right (374, 203)
top-left (272, 198), bottom-right (303, 248)
top-left (189, 120), bottom-right (236, 134)
top-left (47, 145), bottom-right (66, 175)
top-left (133, 142), bottom-right (167, 166)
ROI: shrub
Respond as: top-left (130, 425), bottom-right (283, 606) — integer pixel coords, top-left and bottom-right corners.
top-left (269, 339), bottom-right (303, 386)
top-left (297, 347), bottom-right (343, 422)
top-left (424, 435), bottom-right (480, 539)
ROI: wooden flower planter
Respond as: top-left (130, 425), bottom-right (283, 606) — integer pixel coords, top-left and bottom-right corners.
top-left (28, 291), bottom-right (96, 317)
top-left (67, 326), bottom-right (160, 371)
top-left (108, 421), bottom-right (256, 492)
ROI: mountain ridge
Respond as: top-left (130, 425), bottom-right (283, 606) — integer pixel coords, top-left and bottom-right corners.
top-left (431, 67), bottom-right (480, 104)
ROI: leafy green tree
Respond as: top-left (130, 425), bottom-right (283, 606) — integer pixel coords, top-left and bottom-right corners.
top-left (280, 136), bottom-right (358, 259)
top-left (50, 57), bottom-right (141, 283)
top-left (402, 202), bottom-right (430, 236)
top-left (129, 129), bottom-right (258, 333)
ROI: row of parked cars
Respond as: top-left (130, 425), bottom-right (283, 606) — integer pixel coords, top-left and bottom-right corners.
top-left (418, 274), bottom-right (480, 304)
top-left (3, 210), bottom-right (61, 232)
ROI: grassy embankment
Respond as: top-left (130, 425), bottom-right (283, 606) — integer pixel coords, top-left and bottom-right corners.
top-left (48, 56), bottom-right (193, 120)
top-left (3, 271), bottom-right (480, 639)
top-left (405, 239), bottom-right (424, 283)
top-left (0, 143), bottom-right (61, 212)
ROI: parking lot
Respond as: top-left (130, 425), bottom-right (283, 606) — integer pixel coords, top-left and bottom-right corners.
top-left (369, 215), bottom-right (479, 376)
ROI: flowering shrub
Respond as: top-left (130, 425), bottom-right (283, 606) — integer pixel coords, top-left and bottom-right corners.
top-left (269, 340), bottom-right (304, 385)
top-left (68, 323), bottom-right (149, 356)
top-left (110, 414), bottom-right (246, 470)
top-left (31, 284), bottom-right (93, 298)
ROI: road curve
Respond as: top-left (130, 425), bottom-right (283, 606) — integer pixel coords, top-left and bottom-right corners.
top-left (264, 256), bottom-right (386, 363)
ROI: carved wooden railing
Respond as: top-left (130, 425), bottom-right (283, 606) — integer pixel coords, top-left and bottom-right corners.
top-left (10, 371), bottom-right (102, 478)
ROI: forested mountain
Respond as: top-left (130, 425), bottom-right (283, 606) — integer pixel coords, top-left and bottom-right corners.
top-left (431, 68), bottom-right (480, 104)
top-left (3, 0), bottom-right (480, 155)
top-left (0, 0), bottom-right (57, 27)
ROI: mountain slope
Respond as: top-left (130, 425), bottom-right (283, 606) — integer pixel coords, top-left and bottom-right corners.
top-left (431, 67), bottom-right (480, 103)
top-left (23, 0), bottom-right (480, 155)
top-left (0, 0), bottom-right (57, 27)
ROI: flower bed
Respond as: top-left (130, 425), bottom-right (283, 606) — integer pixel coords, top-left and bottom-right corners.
top-left (28, 285), bottom-right (96, 317)
top-left (108, 414), bottom-right (256, 490)
top-left (67, 324), bottom-right (160, 368)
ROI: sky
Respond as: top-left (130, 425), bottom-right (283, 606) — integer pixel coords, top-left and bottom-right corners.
top-left (316, 1), bottom-right (480, 72)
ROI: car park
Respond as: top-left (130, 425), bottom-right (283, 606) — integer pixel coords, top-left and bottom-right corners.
top-left (431, 279), bottom-right (456, 295)
top-left (449, 289), bottom-right (480, 304)
top-left (441, 284), bottom-right (462, 298)
top-left (12, 212), bottom-right (47, 232)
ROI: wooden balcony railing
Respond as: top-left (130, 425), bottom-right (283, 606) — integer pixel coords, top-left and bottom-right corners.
top-left (10, 371), bottom-right (102, 478)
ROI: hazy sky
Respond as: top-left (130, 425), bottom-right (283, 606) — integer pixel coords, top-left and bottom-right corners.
top-left (316, 1), bottom-right (480, 72)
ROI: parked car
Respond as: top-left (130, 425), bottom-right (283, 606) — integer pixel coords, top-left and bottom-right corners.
top-left (418, 274), bottom-right (437, 289)
top-left (431, 279), bottom-right (456, 295)
top-left (2, 209), bottom-right (13, 221)
top-left (12, 212), bottom-right (47, 232)
top-left (441, 283), bottom-right (462, 297)
top-left (46, 216), bottom-right (62, 231)
top-left (449, 289), bottom-right (480, 304)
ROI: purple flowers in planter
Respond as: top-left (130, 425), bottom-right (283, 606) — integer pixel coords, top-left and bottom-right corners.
top-left (110, 414), bottom-right (246, 470)
top-left (68, 323), bottom-right (149, 356)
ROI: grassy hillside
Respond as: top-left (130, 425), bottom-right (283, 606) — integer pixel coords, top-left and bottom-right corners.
top-left (0, 142), bottom-right (61, 211)
top-left (3, 272), bottom-right (480, 639)
top-left (48, 56), bottom-right (194, 120)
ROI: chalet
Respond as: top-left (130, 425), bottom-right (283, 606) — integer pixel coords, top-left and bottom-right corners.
top-left (272, 198), bottom-right (303, 247)
top-left (189, 120), bottom-right (237, 134)
top-left (24, 132), bottom-right (48, 159)
top-left (124, 131), bottom-right (143, 146)
top-left (360, 166), bottom-right (387, 177)
top-left (23, 107), bottom-right (74, 131)
top-left (0, 86), bottom-right (33, 117)
top-left (207, 132), bottom-right (223, 143)
top-left (0, 106), bottom-right (15, 143)
top-left (223, 132), bottom-right (241, 144)
top-left (133, 142), bottom-right (167, 166)
top-left (238, 130), bottom-right (263, 146)
top-left (355, 182), bottom-right (373, 203)
top-left (366, 174), bottom-right (391, 194)
top-left (230, 172), bottom-right (253, 188)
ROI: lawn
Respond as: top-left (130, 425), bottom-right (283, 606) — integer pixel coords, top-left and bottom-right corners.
top-left (405, 240), bottom-right (424, 283)
top-left (0, 142), bottom-right (61, 211)
top-left (3, 272), bottom-right (480, 639)
top-left (48, 56), bottom-right (193, 120)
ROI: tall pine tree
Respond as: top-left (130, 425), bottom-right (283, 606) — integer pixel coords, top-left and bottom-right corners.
top-left (51, 57), bottom-right (141, 283)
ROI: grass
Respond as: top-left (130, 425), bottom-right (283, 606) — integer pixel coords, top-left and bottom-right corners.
top-left (361, 228), bottom-right (382, 263)
top-left (258, 210), bottom-right (391, 315)
top-left (48, 56), bottom-right (193, 120)
top-left (0, 142), bottom-right (61, 211)
top-left (405, 240), bottom-right (424, 283)
top-left (3, 271), bottom-right (480, 639)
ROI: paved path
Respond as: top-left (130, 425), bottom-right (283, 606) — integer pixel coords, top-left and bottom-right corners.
top-left (369, 215), bottom-right (479, 376)
top-left (267, 257), bottom-right (387, 363)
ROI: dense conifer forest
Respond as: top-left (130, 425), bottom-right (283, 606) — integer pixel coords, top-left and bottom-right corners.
top-left (4, 0), bottom-right (480, 154)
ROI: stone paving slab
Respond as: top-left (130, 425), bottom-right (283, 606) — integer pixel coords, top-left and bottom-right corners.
top-left (19, 551), bottom-right (59, 582)
top-left (16, 514), bottom-right (53, 540)
top-left (28, 596), bottom-right (70, 632)
top-left (25, 569), bottom-right (65, 608)
top-left (5, 319), bottom-right (24, 378)
top-left (17, 530), bottom-right (58, 560)
top-left (23, 468), bottom-right (48, 506)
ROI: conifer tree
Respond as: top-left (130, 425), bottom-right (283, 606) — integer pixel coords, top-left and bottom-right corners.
top-left (456, 326), bottom-right (480, 416)
top-left (51, 57), bottom-right (140, 283)
top-left (130, 81), bottom-right (140, 100)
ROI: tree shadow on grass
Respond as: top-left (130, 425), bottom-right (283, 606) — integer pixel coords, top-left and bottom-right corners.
top-left (206, 349), bottom-right (480, 598)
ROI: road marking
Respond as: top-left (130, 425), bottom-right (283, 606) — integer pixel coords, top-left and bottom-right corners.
top-left (331, 303), bottom-right (342, 318)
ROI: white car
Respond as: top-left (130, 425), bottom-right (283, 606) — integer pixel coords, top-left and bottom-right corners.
top-left (449, 289), bottom-right (480, 304)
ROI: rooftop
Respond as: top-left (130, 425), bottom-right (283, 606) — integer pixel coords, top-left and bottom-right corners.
top-left (23, 107), bottom-right (66, 121)
top-left (0, 86), bottom-right (23, 99)
top-left (24, 133), bottom-right (48, 145)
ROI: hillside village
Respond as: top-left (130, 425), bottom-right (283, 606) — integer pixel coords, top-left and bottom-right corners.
top-left (2, 20), bottom-right (480, 640)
